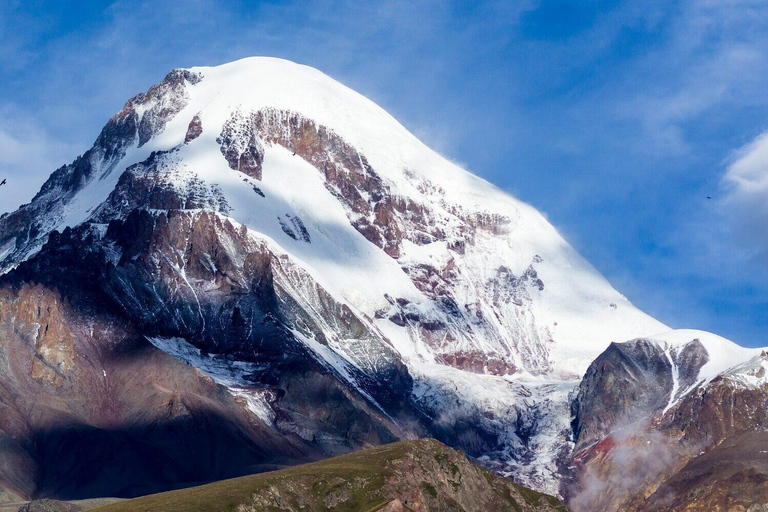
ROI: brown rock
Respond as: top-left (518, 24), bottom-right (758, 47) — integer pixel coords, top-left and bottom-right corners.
top-left (184, 114), bottom-right (203, 143)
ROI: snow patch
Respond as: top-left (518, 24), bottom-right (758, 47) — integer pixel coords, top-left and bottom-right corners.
top-left (145, 336), bottom-right (276, 425)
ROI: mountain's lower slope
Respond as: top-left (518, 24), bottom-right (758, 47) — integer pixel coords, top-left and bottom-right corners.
top-left (0, 281), bottom-right (316, 500)
top-left (91, 439), bottom-right (567, 512)
top-left (0, 214), bottom-right (413, 500)
top-left (642, 430), bottom-right (768, 511)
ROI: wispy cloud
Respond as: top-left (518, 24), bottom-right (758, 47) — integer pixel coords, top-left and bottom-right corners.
top-left (0, 105), bottom-right (79, 212)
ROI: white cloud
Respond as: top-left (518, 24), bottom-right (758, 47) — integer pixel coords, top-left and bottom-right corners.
top-left (722, 131), bottom-right (768, 263)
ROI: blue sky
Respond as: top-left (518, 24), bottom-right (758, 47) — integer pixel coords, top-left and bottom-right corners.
top-left (2, 0), bottom-right (768, 346)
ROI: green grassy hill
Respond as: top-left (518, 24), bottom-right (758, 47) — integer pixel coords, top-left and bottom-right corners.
top-left (92, 438), bottom-right (567, 511)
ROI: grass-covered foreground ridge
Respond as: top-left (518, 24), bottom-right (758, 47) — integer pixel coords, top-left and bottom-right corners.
top-left (93, 438), bottom-right (567, 511)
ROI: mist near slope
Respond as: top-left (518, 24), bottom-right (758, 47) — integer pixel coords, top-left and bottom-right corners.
top-left (568, 421), bottom-right (701, 512)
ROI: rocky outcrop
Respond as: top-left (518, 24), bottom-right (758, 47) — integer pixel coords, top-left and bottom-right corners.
top-left (222, 108), bottom-right (406, 257)
top-left (183, 113), bottom-right (203, 144)
top-left (17, 499), bottom-right (82, 512)
top-left (218, 111), bottom-right (265, 180)
top-left (571, 337), bottom-right (710, 452)
top-left (131, 69), bottom-right (202, 148)
top-left (567, 337), bottom-right (768, 511)
top-left (91, 150), bottom-right (231, 220)
top-left (571, 339), bottom-right (673, 452)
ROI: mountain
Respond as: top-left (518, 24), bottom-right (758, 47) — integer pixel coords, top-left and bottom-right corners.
top-left (0, 57), bottom-right (766, 510)
top-left (0, 58), bottom-right (665, 376)
top-left (89, 439), bottom-right (567, 512)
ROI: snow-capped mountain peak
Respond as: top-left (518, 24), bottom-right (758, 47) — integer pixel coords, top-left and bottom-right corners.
top-left (0, 57), bottom-right (666, 379)
top-left (8, 58), bottom-right (762, 502)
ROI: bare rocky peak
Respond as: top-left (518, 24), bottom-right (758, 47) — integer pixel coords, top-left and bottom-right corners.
top-left (567, 335), bottom-right (768, 511)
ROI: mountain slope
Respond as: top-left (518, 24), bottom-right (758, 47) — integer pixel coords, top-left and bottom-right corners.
top-left (91, 439), bottom-right (567, 512)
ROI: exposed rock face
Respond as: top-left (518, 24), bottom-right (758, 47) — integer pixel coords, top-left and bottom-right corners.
top-left (571, 339), bottom-right (673, 452)
top-left (91, 150), bottom-right (231, 220)
top-left (0, 279), bottom-right (314, 500)
top-left (250, 108), bottom-right (405, 258)
top-left (93, 439), bottom-right (568, 512)
top-left (183, 113), bottom-right (203, 143)
top-left (132, 69), bottom-right (202, 148)
top-left (218, 110), bottom-right (265, 180)
top-left (17, 499), bottom-right (82, 512)
top-left (571, 337), bottom-right (712, 452)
